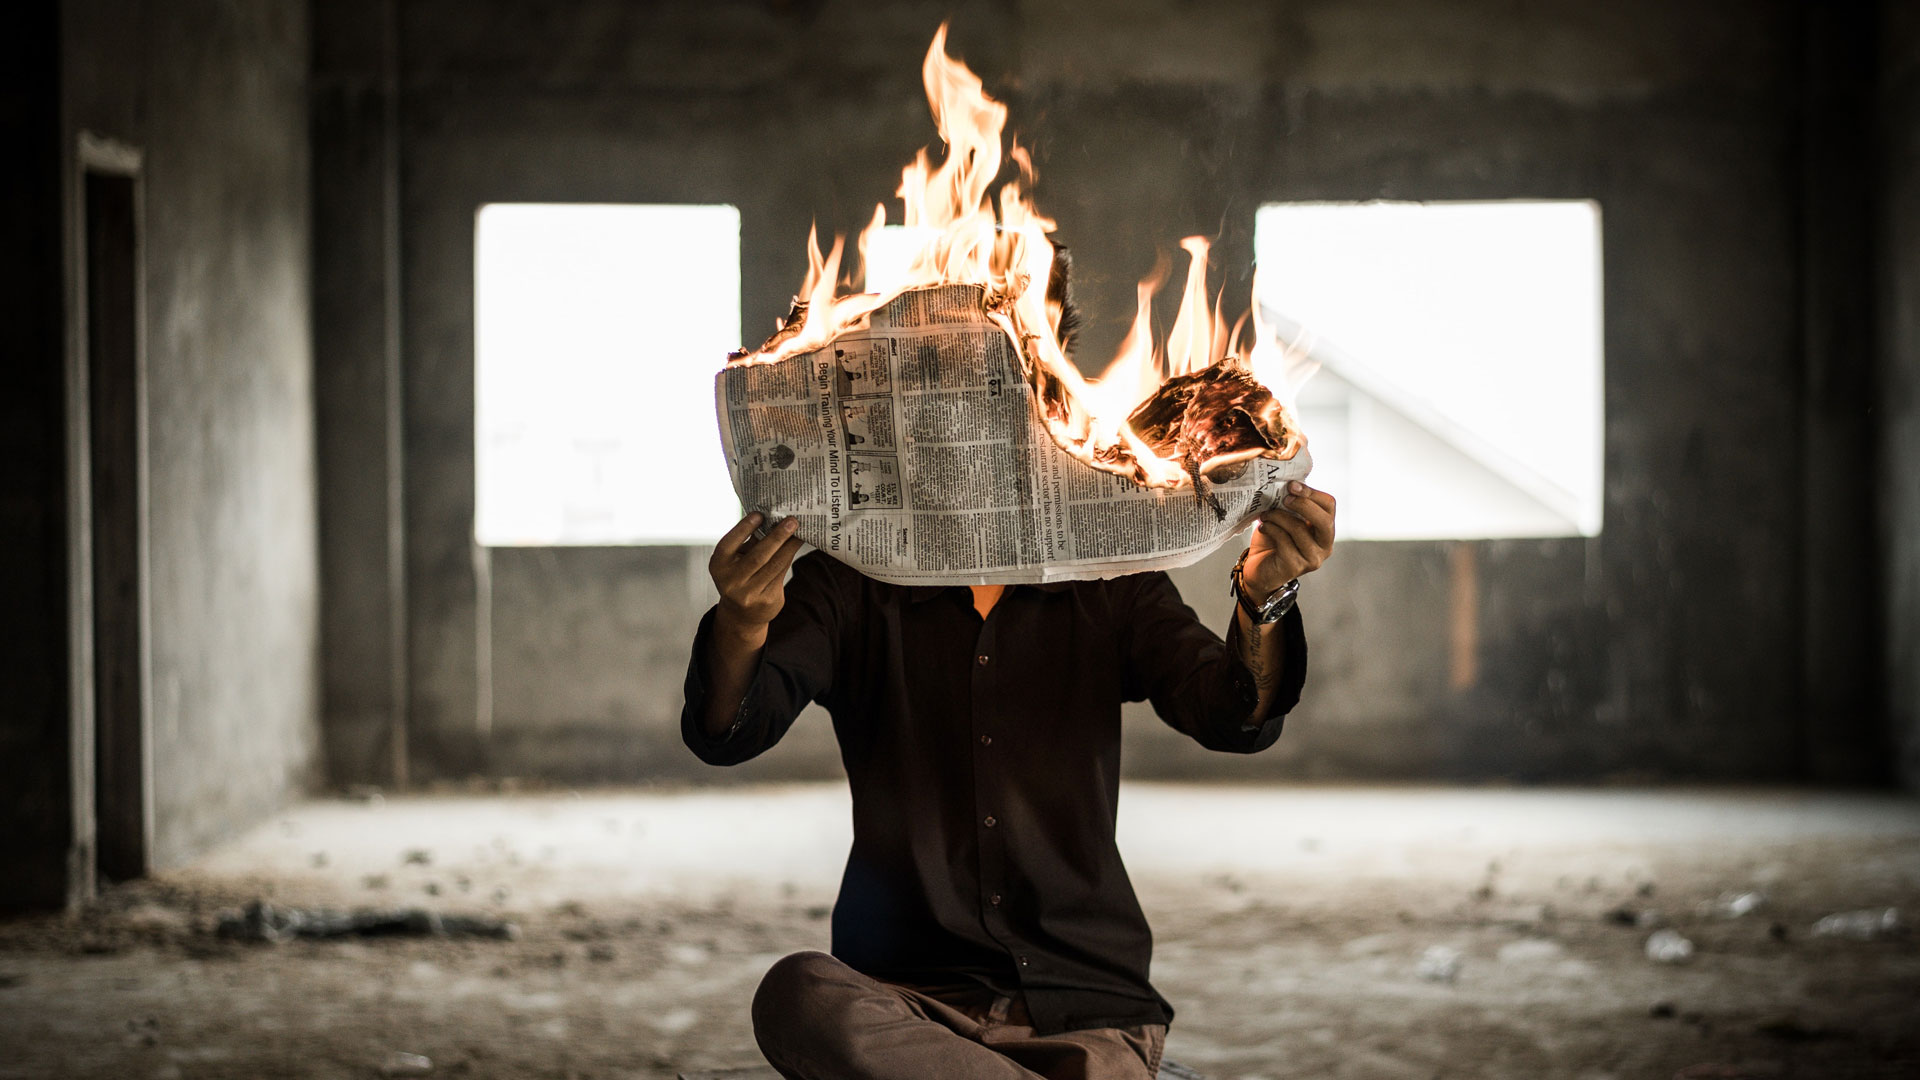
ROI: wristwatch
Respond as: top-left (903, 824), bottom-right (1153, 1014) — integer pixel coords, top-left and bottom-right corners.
top-left (1230, 549), bottom-right (1299, 625)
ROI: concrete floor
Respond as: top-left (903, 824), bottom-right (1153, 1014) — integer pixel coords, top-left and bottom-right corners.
top-left (2, 784), bottom-right (1918, 1079)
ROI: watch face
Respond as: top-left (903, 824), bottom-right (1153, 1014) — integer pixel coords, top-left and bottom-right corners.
top-left (1258, 581), bottom-right (1298, 622)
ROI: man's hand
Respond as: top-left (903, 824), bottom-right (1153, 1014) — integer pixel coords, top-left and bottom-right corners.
top-left (1242, 481), bottom-right (1336, 599)
top-left (710, 512), bottom-right (803, 645)
top-left (699, 512), bottom-right (802, 739)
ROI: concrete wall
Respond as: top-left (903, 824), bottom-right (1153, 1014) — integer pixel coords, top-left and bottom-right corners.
top-left (62, 0), bottom-right (318, 871)
top-left (1885, 4), bottom-right (1920, 787)
top-left (311, 0), bottom-right (1898, 785)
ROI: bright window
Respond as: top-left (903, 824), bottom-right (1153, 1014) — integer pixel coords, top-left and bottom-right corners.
top-left (1255, 200), bottom-right (1604, 540)
top-left (475, 203), bottom-right (742, 545)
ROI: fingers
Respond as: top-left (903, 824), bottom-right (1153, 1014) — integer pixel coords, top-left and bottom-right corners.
top-left (1251, 499), bottom-right (1328, 576)
top-left (716, 512), bottom-right (763, 555)
top-left (1261, 510), bottom-right (1322, 568)
top-left (711, 513), bottom-right (800, 609)
top-left (1290, 481), bottom-right (1337, 515)
top-left (712, 515), bottom-right (803, 628)
top-left (737, 516), bottom-right (799, 574)
top-left (746, 534), bottom-right (803, 593)
top-left (1246, 514), bottom-right (1277, 555)
top-left (1248, 519), bottom-right (1310, 585)
top-left (1283, 489), bottom-right (1335, 548)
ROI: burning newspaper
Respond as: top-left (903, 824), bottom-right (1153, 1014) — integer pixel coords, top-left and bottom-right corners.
top-left (716, 284), bottom-right (1311, 586)
top-left (712, 25), bottom-right (1313, 585)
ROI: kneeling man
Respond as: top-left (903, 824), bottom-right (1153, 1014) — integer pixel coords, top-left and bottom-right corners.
top-left (681, 459), bottom-right (1333, 1079)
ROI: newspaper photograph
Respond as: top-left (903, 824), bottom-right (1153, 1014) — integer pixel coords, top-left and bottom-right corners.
top-left (715, 285), bottom-right (1312, 586)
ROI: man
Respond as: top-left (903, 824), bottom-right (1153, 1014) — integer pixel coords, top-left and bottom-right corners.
top-left (682, 262), bottom-right (1336, 1080)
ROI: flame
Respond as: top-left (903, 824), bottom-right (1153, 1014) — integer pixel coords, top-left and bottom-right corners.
top-left (729, 24), bottom-right (1305, 492)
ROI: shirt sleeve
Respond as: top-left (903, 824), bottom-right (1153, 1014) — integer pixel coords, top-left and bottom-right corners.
top-left (1118, 570), bottom-right (1308, 754)
top-left (680, 550), bottom-right (848, 766)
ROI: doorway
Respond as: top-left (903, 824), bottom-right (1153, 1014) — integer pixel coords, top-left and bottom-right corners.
top-left (79, 135), bottom-right (150, 887)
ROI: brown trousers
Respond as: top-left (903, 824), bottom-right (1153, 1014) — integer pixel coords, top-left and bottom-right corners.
top-left (752, 951), bottom-right (1166, 1080)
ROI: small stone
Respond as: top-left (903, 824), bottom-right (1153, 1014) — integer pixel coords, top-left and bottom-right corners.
top-left (379, 1051), bottom-right (434, 1077)
top-left (1415, 945), bottom-right (1463, 983)
top-left (1810, 907), bottom-right (1900, 940)
top-left (1645, 928), bottom-right (1694, 964)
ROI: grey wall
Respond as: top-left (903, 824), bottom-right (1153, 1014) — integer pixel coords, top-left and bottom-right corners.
top-left (1885, 3), bottom-right (1920, 788)
top-left (311, 0), bottom-right (1905, 787)
top-left (2, 0), bottom-right (319, 906)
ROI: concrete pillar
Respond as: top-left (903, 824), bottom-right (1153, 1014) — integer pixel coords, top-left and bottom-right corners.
top-left (313, 0), bottom-right (409, 789)
top-left (1880, 3), bottom-right (1920, 789)
top-left (1796, 0), bottom-right (1890, 782)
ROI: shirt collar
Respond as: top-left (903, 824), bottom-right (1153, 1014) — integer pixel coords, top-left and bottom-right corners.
top-left (906, 581), bottom-right (1074, 604)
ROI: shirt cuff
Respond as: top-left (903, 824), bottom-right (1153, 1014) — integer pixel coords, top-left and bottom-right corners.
top-left (681, 606), bottom-right (764, 763)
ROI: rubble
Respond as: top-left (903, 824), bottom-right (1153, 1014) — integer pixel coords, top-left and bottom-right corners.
top-left (1645, 928), bottom-right (1695, 963)
top-left (1415, 945), bottom-right (1463, 983)
top-left (1603, 905), bottom-right (1664, 928)
top-left (378, 1051), bottom-right (434, 1077)
top-left (1809, 907), bottom-right (1900, 940)
top-left (1702, 891), bottom-right (1764, 919)
top-left (216, 901), bottom-right (519, 943)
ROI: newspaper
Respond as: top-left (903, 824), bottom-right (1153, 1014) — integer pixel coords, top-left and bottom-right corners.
top-left (714, 284), bottom-right (1312, 586)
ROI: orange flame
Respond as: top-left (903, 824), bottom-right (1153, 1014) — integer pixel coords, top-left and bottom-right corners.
top-left (731, 23), bottom-right (1302, 490)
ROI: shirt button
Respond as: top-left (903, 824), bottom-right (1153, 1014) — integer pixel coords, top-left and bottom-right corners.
top-left (976, 654), bottom-right (990, 666)
top-left (980, 734), bottom-right (992, 746)
top-left (989, 893), bottom-right (1002, 906)
top-left (983, 815), bottom-right (997, 828)
top-left (1018, 955), bottom-right (1030, 967)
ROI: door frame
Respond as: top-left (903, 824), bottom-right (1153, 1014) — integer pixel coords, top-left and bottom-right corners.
top-left (66, 130), bottom-right (152, 905)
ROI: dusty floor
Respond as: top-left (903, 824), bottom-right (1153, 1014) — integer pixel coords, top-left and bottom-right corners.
top-left (2, 784), bottom-right (1918, 1080)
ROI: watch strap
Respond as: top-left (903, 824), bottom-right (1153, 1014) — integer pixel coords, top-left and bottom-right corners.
top-left (1230, 550), bottom-right (1299, 625)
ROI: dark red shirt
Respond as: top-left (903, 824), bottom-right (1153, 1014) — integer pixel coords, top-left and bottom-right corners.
top-left (682, 551), bottom-right (1307, 1035)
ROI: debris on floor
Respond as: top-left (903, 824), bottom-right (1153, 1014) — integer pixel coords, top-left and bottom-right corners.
top-left (216, 900), bottom-right (519, 943)
top-left (378, 1050), bottom-right (435, 1077)
top-left (1809, 907), bottom-right (1901, 940)
top-left (5, 786), bottom-right (1918, 1080)
top-left (1415, 944), bottom-right (1463, 982)
top-left (1645, 928), bottom-right (1695, 963)
top-left (1703, 891), bottom-right (1765, 919)
top-left (1754, 1016), bottom-right (1845, 1042)
top-left (1604, 905), bottom-right (1665, 928)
